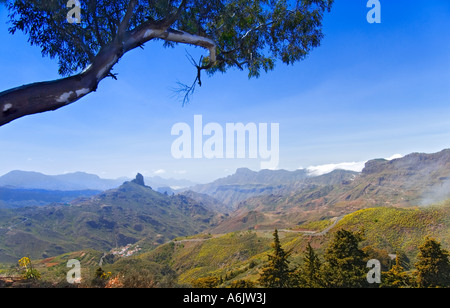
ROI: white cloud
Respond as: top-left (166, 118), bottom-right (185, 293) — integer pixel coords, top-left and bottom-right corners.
top-left (306, 161), bottom-right (366, 176)
top-left (153, 169), bottom-right (166, 175)
top-left (386, 154), bottom-right (403, 160)
top-left (305, 153), bottom-right (405, 176)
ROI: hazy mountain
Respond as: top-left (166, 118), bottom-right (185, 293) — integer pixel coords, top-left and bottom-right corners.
top-left (186, 168), bottom-right (305, 207)
top-left (0, 170), bottom-right (125, 191)
top-left (1, 149), bottom-right (448, 265)
top-left (0, 174), bottom-right (222, 263)
top-left (145, 176), bottom-right (197, 190)
top-left (0, 187), bottom-right (101, 209)
top-left (188, 166), bottom-right (357, 208)
top-left (191, 167), bottom-right (309, 190)
top-left (178, 190), bottom-right (233, 214)
top-left (0, 170), bottom-right (198, 195)
top-left (211, 149), bottom-right (450, 233)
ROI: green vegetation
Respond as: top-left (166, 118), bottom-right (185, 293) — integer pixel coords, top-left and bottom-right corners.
top-left (415, 237), bottom-right (450, 288)
top-left (2, 221), bottom-right (449, 288)
top-left (0, 181), bottom-right (220, 263)
top-left (321, 229), bottom-right (368, 287)
top-left (258, 230), bottom-right (293, 288)
top-left (334, 205), bottom-right (450, 262)
top-left (381, 255), bottom-right (412, 288)
top-left (18, 256), bottom-right (40, 280)
top-left (294, 242), bottom-right (324, 288)
top-left (0, 152), bottom-right (449, 288)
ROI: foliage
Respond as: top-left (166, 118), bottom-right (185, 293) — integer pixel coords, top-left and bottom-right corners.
top-left (414, 237), bottom-right (450, 288)
top-left (192, 276), bottom-right (221, 288)
top-left (229, 279), bottom-right (256, 288)
top-left (0, 181), bottom-right (218, 263)
top-left (321, 229), bottom-right (368, 288)
top-left (380, 254), bottom-right (412, 288)
top-left (294, 242), bottom-right (324, 288)
top-left (90, 267), bottom-right (110, 288)
top-left (335, 206), bottom-right (450, 262)
top-left (18, 256), bottom-right (41, 280)
top-left (5, 0), bottom-right (333, 79)
top-left (258, 229), bottom-right (294, 288)
top-left (3, 203), bottom-right (450, 288)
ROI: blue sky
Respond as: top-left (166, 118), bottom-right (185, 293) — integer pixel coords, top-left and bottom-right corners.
top-left (0, 1), bottom-right (449, 183)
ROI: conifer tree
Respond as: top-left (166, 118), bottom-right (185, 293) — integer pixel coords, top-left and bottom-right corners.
top-left (295, 242), bottom-right (324, 288)
top-left (258, 229), bottom-right (293, 288)
top-left (322, 229), bottom-right (368, 288)
top-left (414, 237), bottom-right (450, 288)
top-left (381, 254), bottom-right (411, 288)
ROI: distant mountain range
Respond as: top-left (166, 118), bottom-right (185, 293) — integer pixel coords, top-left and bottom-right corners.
top-left (188, 167), bottom-right (359, 209)
top-left (0, 171), bottom-right (125, 191)
top-left (0, 148), bottom-right (449, 264)
top-left (211, 149), bottom-right (450, 232)
top-left (0, 170), bottom-right (197, 208)
top-left (0, 187), bottom-right (101, 209)
top-left (0, 170), bottom-right (197, 191)
top-left (0, 175), bottom-right (223, 263)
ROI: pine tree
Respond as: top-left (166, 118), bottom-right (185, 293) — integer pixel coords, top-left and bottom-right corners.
top-left (381, 254), bottom-right (411, 288)
top-left (295, 242), bottom-right (324, 288)
top-left (414, 237), bottom-right (450, 288)
top-left (322, 229), bottom-right (368, 288)
top-left (258, 229), bottom-right (293, 288)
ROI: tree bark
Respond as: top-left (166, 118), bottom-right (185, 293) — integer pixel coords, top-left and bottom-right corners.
top-left (0, 41), bottom-right (121, 126)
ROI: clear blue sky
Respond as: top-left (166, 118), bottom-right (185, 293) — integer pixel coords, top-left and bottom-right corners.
top-left (0, 1), bottom-right (449, 183)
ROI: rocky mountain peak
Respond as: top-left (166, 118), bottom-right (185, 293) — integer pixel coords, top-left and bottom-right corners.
top-left (131, 173), bottom-right (145, 186)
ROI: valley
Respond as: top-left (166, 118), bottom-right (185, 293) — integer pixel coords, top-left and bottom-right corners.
top-left (0, 149), bottom-right (449, 287)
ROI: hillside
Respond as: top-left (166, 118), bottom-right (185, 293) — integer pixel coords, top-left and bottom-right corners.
top-left (106, 200), bottom-right (450, 286)
top-left (0, 187), bottom-right (101, 209)
top-left (188, 167), bottom-right (358, 209)
top-left (24, 200), bottom-right (447, 287)
top-left (1, 149), bottom-right (449, 286)
top-left (210, 149), bottom-right (450, 233)
top-left (2, 196), bottom-right (449, 287)
top-left (0, 175), bottom-right (223, 263)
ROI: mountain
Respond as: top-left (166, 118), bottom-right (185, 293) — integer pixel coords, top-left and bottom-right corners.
top-left (1, 149), bottom-right (449, 286)
top-left (0, 187), bottom-right (101, 209)
top-left (178, 190), bottom-right (233, 214)
top-left (0, 170), bottom-right (197, 192)
top-left (1, 149), bottom-right (449, 271)
top-left (354, 149), bottom-right (450, 206)
top-left (0, 171), bottom-right (199, 208)
top-left (0, 170), bottom-right (125, 191)
top-left (90, 200), bottom-right (450, 287)
top-left (144, 176), bottom-right (197, 190)
top-left (188, 167), bottom-right (317, 208)
top-left (0, 174), bottom-right (223, 263)
top-left (210, 149), bottom-right (450, 233)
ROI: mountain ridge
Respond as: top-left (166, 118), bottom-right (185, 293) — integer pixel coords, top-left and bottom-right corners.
top-left (0, 148), bottom-right (448, 264)
top-left (0, 170), bottom-right (198, 192)
top-left (0, 175), bottom-right (223, 263)
top-left (209, 149), bottom-right (450, 233)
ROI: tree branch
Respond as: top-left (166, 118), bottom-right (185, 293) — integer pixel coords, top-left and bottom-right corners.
top-left (0, 43), bottom-right (122, 126)
top-left (0, 17), bottom-right (219, 126)
top-left (116, 0), bottom-right (137, 42)
top-left (162, 28), bottom-right (217, 63)
top-left (160, 0), bottom-right (188, 28)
